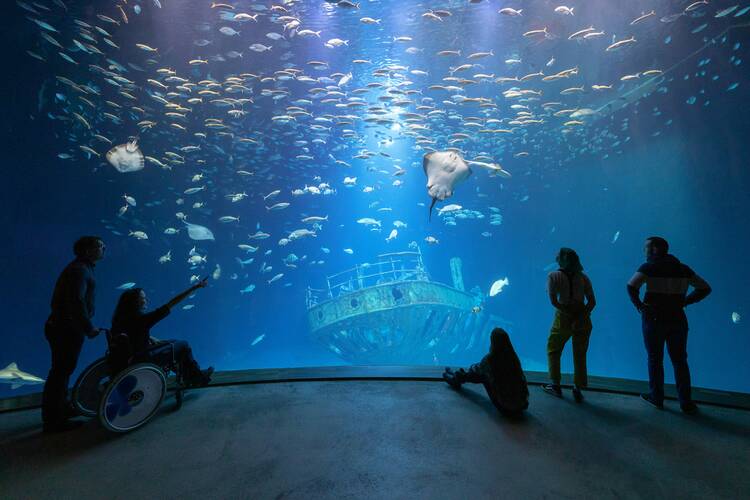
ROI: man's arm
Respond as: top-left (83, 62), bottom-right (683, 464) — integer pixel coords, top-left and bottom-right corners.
top-left (685, 273), bottom-right (712, 306)
top-left (626, 272), bottom-right (647, 312)
top-left (69, 266), bottom-right (96, 335)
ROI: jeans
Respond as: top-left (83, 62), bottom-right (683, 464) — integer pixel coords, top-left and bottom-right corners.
top-left (642, 314), bottom-right (692, 405)
top-left (41, 320), bottom-right (85, 425)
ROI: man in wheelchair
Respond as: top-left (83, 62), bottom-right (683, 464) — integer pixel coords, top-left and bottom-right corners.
top-left (109, 278), bottom-right (214, 387)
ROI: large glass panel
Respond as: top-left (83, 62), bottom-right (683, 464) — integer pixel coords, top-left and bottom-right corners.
top-left (2, 0), bottom-right (749, 399)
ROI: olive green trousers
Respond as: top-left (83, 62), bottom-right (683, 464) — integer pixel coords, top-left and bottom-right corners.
top-left (547, 309), bottom-right (592, 388)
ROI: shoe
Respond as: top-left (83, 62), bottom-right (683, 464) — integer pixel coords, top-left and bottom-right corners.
top-left (572, 387), bottom-right (584, 403)
top-left (542, 384), bottom-right (563, 398)
top-left (197, 366), bottom-right (214, 387)
top-left (43, 420), bottom-right (84, 434)
top-left (680, 402), bottom-right (699, 415)
top-left (442, 368), bottom-right (462, 390)
top-left (640, 393), bottom-right (664, 410)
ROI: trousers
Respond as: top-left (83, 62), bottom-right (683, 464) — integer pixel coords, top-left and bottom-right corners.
top-left (41, 321), bottom-right (85, 425)
top-left (143, 340), bottom-right (201, 383)
top-left (642, 315), bottom-right (692, 404)
top-left (547, 309), bottom-right (592, 388)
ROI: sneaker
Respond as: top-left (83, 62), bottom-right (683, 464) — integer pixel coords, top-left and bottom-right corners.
top-left (572, 387), bottom-right (584, 403)
top-left (680, 402), bottom-right (699, 415)
top-left (640, 393), bottom-right (664, 410)
top-left (43, 420), bottom-right (84, 434)
top-left (442, 368), bottom-right (462, 390)
top-left (542, 384), bottom-right (563, 398)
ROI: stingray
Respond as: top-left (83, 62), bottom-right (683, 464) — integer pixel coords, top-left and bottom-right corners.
top-left (423, 151), bottom-right (472, 220)
top-left (106, 138), bottom-right (144, 173)
top-left (183, 221), bottom-right (215, 241)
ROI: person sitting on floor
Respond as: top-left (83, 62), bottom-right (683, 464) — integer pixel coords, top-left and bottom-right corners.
top-left (443, 327), bottom-right (529, 416)
top-left (110, 278), bottom-right (214, 387)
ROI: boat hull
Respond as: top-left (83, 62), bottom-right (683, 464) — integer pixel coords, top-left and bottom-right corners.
top-left (307, 281), bottom-right (491, 364)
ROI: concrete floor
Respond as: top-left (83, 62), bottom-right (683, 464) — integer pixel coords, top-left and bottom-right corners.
top-left (1, 380), bottom-right (748, 499)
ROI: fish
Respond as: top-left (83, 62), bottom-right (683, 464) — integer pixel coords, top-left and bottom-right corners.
top-left (606, 37), bottom-right (636, 52)
top-left (116, 282), bottom-right (136, 290)
top-left (489, 278), bottom-right (510, 297)
top-left (267, 273), bottom-right (284, 284)
top-left (630, 11), bottom-right (655, 24)
top-left (0, 363), bottom-right (45, 389)
top-left (554, 6), bottom-right (574, 16)
top-left (219, 27), bottom-right (240, 36)
top-left (129, 231), bottom-right (148, 240)
top-left (251, 334), bottom-right (265, 346)
top-left (732, 312), bottom-right (741, 324)
top-left (184, 222), bottom-right (215, 241)
top-left (498, 8), bottom-right (523, 16)
top-left (249, 230), bottom-right (271, 240)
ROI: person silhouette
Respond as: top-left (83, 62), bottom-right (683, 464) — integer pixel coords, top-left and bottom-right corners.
top-left (110, 278), bottom-right (214, 387)
top-left (42, 236), bottom-right (105, 433)
top-left (627, 236), bottom-right (711, 414)
top-left (542, 248), bottom-right (596, 402)
top-left (443, 328), bottom-right (529, 416)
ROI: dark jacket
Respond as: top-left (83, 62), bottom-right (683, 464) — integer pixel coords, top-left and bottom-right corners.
top-left (48, 258), bottom-right (96, 334)
top-left (477, 353), bottom-right (529, 414)
top-left (112, 305), bottom-right (170, 356)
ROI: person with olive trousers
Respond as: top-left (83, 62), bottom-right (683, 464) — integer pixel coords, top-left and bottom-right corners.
top-left (542, 248), bottom-right (596, 402)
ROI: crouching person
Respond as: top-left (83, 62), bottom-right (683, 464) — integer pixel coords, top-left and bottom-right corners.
top-left (443, 328), bottom-right (529, 416)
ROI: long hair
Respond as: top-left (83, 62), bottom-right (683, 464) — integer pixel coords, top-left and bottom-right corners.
top-left (489, 328), bottom-right (521, 370)
top-left (488, 328), bottom-right (529, 410)
top-left (557, 247), bottom-right (583, 274)
top-left (111, 288), bottom-right (144, 330)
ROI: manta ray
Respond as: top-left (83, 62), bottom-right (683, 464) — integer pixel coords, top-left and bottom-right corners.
top-left (106, 138), bottom-right (145, 173)
top-left (423, 151), bottom-right (472, 220)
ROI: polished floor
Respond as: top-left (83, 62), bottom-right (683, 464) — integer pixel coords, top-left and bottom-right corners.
top-left (1, 379), bottom-right (748, 499)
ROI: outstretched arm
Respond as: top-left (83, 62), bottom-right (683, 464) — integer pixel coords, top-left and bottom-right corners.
top-left (166, 277), bottom-right (208, 309)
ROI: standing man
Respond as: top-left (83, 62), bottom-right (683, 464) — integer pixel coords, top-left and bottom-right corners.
top-left (42, 236), bottom-right (105, 432)
top-left (627, 236), bottom-right (711, 415)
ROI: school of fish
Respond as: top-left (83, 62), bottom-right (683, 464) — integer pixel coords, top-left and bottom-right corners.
top-left (20, 0), bottom-right (748, 309)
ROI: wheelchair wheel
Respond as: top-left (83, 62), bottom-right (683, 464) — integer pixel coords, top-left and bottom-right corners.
top-left (72, 358), bottom-right (111, 417)
top-left (99, 363), bottom-right (166, 433)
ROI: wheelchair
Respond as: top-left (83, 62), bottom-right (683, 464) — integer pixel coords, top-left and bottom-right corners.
top-left (72, 329), bottom-right (187, 433)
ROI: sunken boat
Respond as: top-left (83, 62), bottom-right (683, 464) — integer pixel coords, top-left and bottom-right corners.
top-left (306, 246), bottom-right (504, 365)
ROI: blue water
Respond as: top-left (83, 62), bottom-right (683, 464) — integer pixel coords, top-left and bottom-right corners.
top-left (2, 0), bottom-right (749, 399)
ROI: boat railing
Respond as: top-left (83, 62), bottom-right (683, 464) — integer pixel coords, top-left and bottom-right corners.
top-left (306, 249), bottom-right (430, 308)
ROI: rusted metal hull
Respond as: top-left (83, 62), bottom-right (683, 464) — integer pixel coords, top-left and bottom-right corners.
top-left (307, 280), bottom-right (492, 364)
